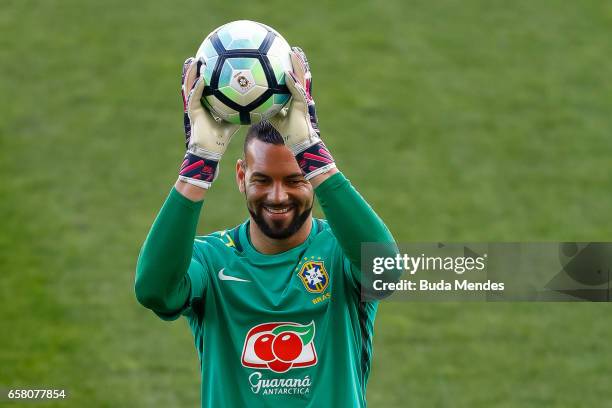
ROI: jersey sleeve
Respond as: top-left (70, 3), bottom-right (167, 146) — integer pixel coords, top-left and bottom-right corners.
top-left (153, 254), bottom-right (209, 322)
top-left (135, 187), bottom-right (209, 320)
top-left (315, 172), bottom-right (401, 297)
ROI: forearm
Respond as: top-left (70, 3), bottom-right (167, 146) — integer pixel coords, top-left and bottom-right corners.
top-left (134, 185), bottom-right (203, 312)
top-left (314, 172), bottom-right (396, 268)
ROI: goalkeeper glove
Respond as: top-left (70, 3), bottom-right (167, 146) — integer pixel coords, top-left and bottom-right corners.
top-left (269, 47), bottom-right (336, 180)
top-left (179, 57), bottom-right (240, 189)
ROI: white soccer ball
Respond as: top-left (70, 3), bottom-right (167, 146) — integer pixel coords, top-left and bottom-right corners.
top-left (195, 20), bottom-right (292, 125)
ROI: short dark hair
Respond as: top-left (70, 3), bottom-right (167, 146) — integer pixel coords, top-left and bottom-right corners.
top-left (243, 120), bottom-right (284, 158)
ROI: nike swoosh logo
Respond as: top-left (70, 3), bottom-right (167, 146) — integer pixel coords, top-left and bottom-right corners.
top-left (217, 268), bottom-right (251, 282)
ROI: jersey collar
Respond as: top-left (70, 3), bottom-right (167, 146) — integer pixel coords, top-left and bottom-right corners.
top-left (239, 218), bottom-right (319, 263)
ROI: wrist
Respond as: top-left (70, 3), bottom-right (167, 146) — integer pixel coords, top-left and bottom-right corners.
top-left (294, 141), bottom-right (336, 180)
top-left (309, 166), bottom-right (339, 188)
top-left (174, 178), bottom-right (207, 201)
top-left (178, 150), bottom-right (220, 189)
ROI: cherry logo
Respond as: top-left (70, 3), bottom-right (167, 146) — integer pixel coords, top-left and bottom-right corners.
top-left (272, 332), bottom-right (302, 361)
top-left (241, 321), bottom-right (317, 373)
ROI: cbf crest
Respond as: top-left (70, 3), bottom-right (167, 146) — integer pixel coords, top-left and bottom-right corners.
top-left (298, 259), bottom-right (329, 293)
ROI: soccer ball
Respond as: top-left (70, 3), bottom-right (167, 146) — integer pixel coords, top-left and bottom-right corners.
top-left (195, 20), bottom-right (292, 125)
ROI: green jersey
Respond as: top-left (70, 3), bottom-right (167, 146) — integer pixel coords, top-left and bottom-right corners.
top-left (136, 173), bottom-right (397, 407)
top-left (164, 219), bottom-right (377, 406)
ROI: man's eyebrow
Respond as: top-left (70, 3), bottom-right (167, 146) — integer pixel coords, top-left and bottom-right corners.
top-left (249, 172), bottom-right (304, 179)
top-left (249, 172), bottom-right (270, 178)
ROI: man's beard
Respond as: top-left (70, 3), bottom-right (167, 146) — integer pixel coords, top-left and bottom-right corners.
top-left (248, 202), bottom-right (313, 240)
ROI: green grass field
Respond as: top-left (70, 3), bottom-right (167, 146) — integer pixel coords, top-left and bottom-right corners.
top-left (1, 0), bottom-right (611, 406)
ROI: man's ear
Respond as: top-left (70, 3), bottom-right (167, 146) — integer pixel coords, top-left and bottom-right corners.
top-left (236, 158), bottom-right (246, 193)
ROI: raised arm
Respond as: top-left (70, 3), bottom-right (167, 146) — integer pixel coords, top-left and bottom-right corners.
top-left (134, 57), bottom-right (239, 314)
top-left (270, 48), bottom-right (399, 295)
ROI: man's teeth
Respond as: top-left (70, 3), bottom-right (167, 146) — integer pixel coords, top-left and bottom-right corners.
top-left (264, 206), bottom-right (291, 214)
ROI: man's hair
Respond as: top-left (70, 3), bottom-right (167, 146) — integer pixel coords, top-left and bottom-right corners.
top-left (243, 120), bottom-right (284, 159)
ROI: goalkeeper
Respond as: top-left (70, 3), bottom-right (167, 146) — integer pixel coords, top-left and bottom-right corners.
top-left (135, 48), bottom-right (399, 407)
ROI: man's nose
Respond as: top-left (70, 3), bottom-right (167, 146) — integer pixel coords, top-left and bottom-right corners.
top-left (268, 182), bottom-right (289, 203)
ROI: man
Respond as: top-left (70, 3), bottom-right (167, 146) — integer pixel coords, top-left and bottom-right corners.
top-left (135, 47), bottom-right (398, 407)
